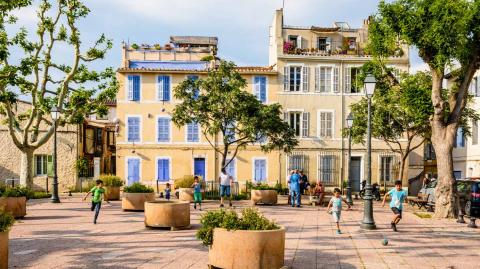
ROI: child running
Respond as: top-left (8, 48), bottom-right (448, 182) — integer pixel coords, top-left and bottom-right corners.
top-left (191, 176), bottom-right (202, 210)
top-left (326, 187), bottom-right (351, 234)
top-left (83, 179), bottom-right (108, 224)
top-left (382, 180), bottom-right (407, 232)
top-left (165, 182), bottom-right (171, 201)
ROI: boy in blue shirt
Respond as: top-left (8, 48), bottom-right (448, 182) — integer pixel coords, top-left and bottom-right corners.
top-left (382, 180), bottom-right (407, 232)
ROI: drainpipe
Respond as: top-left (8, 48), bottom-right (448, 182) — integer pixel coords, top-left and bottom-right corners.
top-left (214, 134), bottom-right (219, 183)
top-left (340, 59), bottom-right (345, 191)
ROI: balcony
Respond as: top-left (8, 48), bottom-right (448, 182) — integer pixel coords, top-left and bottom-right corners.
top-left (283, 41), bottom-right (366, 57)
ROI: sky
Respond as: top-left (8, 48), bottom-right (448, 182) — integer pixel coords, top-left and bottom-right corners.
top-left (12, 0), bottom-right (427, 72)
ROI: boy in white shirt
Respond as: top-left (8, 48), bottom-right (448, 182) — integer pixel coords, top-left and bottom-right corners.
top-left (219, 168), bottom-right (233, 208)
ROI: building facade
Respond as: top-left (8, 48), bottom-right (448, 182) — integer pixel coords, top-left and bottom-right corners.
top-left (115, 10), bottom-right (421, 191)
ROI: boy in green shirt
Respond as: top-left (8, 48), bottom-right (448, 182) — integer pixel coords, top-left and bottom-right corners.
top-left (83, 179), bottom-right (107, 224)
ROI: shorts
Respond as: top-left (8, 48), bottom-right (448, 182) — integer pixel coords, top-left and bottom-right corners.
top-left (220, 185), bottom-right (231, 197)
top-left (332, 211), bottom-right (341, 223)
top-left (194, 192), bottom-right (202, 203)
top-left (391, 207), bottom-right (402, 218)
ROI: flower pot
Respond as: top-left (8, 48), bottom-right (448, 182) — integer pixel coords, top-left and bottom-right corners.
top-left (251, 190), bottom-right (278, 205)
top-left (105, 186), bottom-right (121, 201)
top-left (0, 231), bottom-right (8, 269)
top-left (178, 188), bottom-right (194, 202)
top-left (0, 197), bottom-right (27, 218)
top-left (208, 227), bottom-right (285, 269)
top-left (144, 201), bottom-right (190, 229)
top-left (121, 192), bottom-right (155, 211)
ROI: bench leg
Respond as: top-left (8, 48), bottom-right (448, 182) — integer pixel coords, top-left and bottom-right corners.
top-left (457, 208), bottom-right (465, 224)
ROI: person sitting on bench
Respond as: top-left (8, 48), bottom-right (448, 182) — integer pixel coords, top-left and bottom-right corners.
top-left (311, 181), bottom-right (325, 205)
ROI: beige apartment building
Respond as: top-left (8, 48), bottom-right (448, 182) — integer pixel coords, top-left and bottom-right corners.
top-left (115, 36), bottom-right (281, 188)
top-left (115, 9), bottom-right (422, 192)
top-left (269, 9), bottom-right (421, 191)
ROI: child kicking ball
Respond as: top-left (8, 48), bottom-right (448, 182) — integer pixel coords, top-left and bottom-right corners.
top-left (326, 188), bottom-right (351, 234)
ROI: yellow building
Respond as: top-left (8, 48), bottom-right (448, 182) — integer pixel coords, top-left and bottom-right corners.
top-left (116, 10), bottom-right (423, 192)
top-left (116, 36), bottom-right (281, 189)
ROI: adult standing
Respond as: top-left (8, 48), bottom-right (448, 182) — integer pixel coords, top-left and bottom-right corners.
top-left (299, 170), bottom-right (309, 195)
top-left (289, 169), bottom-right (301, 207)
top-left (219, 168), bottom-right (233, 208)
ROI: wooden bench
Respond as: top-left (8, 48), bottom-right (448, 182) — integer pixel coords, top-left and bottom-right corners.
top-left (409, 194), bottom-right (430, 209)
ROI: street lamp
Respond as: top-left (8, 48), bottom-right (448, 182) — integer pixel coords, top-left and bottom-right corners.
top-left (361, 74), bottom-right (376, 230)
top-left (346, 113), bottom-right (354, 205)
top-left (51, 106), bottom-right (60, 203)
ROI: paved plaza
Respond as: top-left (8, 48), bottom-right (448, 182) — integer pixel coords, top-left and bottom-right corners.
top-left (7, 195), bottom-right (480, 269)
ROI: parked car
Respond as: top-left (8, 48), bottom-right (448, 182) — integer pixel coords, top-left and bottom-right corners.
top-left (457, 178), bottom-right (480, 218)
top-left (419, 179), bottom-right (437, 203)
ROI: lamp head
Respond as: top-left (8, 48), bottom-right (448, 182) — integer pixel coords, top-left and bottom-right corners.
top-left (346, 113), bottom-right (354, 128)
top-left (364, 74), bottom-right (377, 97)
top-left (51, 106), bottom-right (60, 121)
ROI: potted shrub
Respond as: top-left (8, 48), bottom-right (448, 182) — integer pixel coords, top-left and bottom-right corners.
top-left (175, 176), bottom-right (195, 202)
top-left (0, 186), bottom-right (33, 218)
top-left (144, 200), bottom-right (190, 229)
top-left (154, 44), bottom-right (162, 50)
top-left (0, 212), bottom-right (14, 269)
top-left (122, 183), bottom-right (155, 211)
top-left (248, 182), bottom-right (278, 205)
top-left (101, 175), bottom-right (123, 200)
top-left (130, 43), bottom-right (139, 50)
top-left (197, 208), bottom-right (285, 269)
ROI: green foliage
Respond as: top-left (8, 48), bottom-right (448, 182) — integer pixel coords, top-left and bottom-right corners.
top-left (0, 212), bottom-right (15, 233)
top-left (196, 208), bottom-right (279, 245)
top-left (1, 186), bottom-right (34, 198)
top-left (200, 55), bottom-right (214, 62)
top-left (31, 192), bottom-right (51, 199)
top-left (247, 181), bottom-right (279, 191)
top-left (100, 174), bottom-right (123, 187)
top-left (74, 157), bottom-right (89, 174)
top-left (131, 43), bottom-right (139, 49)
top-left (81, 180), bottom-right (96, 192)
top-left (174, 176), bottom-right (195, 188)
top-left (233, 193), bottom-right (248, 200)
top-left (172, 61), bottom-right (297, 169)
top-left (123, 182), bottom-right (154, 193)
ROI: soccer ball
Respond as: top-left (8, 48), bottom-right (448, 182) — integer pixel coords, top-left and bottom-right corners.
top-left (382, 238), bottom-right (389, 246)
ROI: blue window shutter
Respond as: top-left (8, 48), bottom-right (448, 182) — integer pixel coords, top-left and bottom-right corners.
top-left (254, 160), bottom-right (260, 182)
top-left (254, 76), bottom-right (260, 100)
top-left (163, 159), bottom-right (169, 181)
top-left (127, 159), bottom-right (134, 184)
top-left (188, 75), bottom-right (199, 99)
top-left (194, 123), bottom-right (199, 141)
top-left (157, 159), bottom-right (162, 180)
top-left (133, 76), bottom-right (140, 101)
top-left (261, 160), bottom-right (266, 181)
top-left (187, 124), bottom-right (192, 142)
top-left (157, 118), bottom-right (169, 142)
top-left (260, 76), bottom-right (267, 103)
top-left (164, 76), bottom-right (170, 101)
top-left (128, 159), bottom-right (140, 184)
top-left (128, 117), bottom-right (140, 142)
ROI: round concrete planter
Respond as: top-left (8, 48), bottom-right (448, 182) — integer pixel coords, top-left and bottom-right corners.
top-left (251, 190), bottom-right (278, 205)
top-left (121, 192), bottom-right (155, 211)
top-left (208, 227), bottom-right (285, 269)
top-left (0, 231), bottom-right (8, 269)
top-left (0, 197), bottom-right (27, 218)
top-left (144, 201), bottom-right (190, 229)
top-left (178, 188), bottom-right (194, 202)
top-left (105, 186), bottom-right (121, 201)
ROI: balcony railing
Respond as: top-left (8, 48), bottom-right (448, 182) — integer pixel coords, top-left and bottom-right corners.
top-left (283, 41), bottom-right (365, 56)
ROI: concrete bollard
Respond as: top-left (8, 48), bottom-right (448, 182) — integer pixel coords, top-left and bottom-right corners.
top-left (468, 218), bottom-right (477, 228)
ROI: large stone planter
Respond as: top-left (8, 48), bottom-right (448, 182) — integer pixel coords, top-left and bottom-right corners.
top-left (208, 227), bottom-right (285, 269)
top-left (0, 231), bottom-right (8, 269)
top-left (0, 197), bottom-right (27, 218)
top-left (144, 201), bottom-right (190, 229)
top-left (105, 186), bottom-right (121, 201)
top-left (122, 192), bottom-right (155, 211)
top-left (178, 188), bottom-right (194, 202)
top-left (251, 190), bottom-right (278, 205)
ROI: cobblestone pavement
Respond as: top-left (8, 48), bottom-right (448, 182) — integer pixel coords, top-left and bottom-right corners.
top-left (7, 194), bottom-right (480, 269)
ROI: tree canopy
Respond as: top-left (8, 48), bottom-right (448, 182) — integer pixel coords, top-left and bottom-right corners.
top-left (172, 61), bottom-right (297, 170)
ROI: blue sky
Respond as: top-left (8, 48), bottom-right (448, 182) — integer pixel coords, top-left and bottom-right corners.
top-left (13, 0), bottom-right (426, 72)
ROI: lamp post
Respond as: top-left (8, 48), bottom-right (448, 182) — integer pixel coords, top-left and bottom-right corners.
top-left (51, 106), bottom-right (60, 203)
top-left (361, 74), bottom-right (376, 230)
top-left (346, 113), bottom-right (354, 205)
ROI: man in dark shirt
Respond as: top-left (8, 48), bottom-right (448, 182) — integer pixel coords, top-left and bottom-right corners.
top-left (299, 171), bottom-right (309, 195)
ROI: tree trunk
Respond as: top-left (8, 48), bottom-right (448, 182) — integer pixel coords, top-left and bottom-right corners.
top-left (19, 149), bottom-right (34, 188)
top-left (398, 156), bottom-right (407, 183)
top-left (431, 126), bottom-right (458, 218)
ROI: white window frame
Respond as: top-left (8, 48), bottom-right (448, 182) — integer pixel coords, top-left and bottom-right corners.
top-left (344, 65), bottom-right (363, 94)
top-left (286, 64), bottom-right (305, 92)
top-left (252, 76), bottom-right (268, 103)
top-left (125, 74), bottom-right (142, 102)
top-left (317, 109), bottom-right (335, 139)
top-left (378, 155), bottom-right (394, 183)
top-left (34, 155), bottom-right (49, 176)
top-left (156, 75), bottom-right (172, 102)
top-left (125, 115), bottom-right (142, 143)
top-left (185, 122), bottom-right (201, 143)
top-left (288, 110), bottom-right (303, 137)
top-left (252, 157), bottom-right (268, 183)
top-left (316, 65), bottom-right (334, 93)
top-left (155, 156), bottom-right (172, 183)
top-left (125, 156), bottom-right (142, 185)
top-left (155, 115), bottom-right (172, 143)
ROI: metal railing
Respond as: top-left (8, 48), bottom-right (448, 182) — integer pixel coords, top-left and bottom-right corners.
top-left (204, 181), bottom-right (240, 200)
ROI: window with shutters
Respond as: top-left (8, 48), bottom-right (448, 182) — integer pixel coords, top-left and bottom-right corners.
top-left (473, 120), bottom-right (478, 145)
top-left (127, 116), bottom-right (141, 142)
top-left (424, 143), bottom-right (436, 161)
top-left (302, 112), bottom-right (310, 137)
top-left (317, 37), bottom-right (331, 52)
top-left (349, 68), bottom-right (362, 93)
top-left (187, 75), bottom-right (200, 99)
top-left (126, 158), bottom-right (141, 185)
top-left (470, 76), bottom-right (480, 97)
top-left (288, 35), bottom-right (298, 48)
top-left (157, 117), bottom-right (170, 143)
top-left (286, 66), bottom-right (302, 92)
top-left (318, 111), bottom-right (333, 138)
top-left (288, 112), bottom-right (302, 136)
top-left (315, 66), bottom-right (339, 93)
top-left (288, 154), bottom-right (308, 174)
top-left (127, 75), bottom-right (141, 101)
top-left (187, 122), bottom-right (200, 142)
top-left (454, 127), bottom-right (465, 148)
top-left (156, 158), bottom-right (170, 182)
top-left (226, 159), bottom-right (236, 179)
top-left (380, 156), bottom-right (393, 182)
top-left (253, 76), bottom-right (267, 103)
top-left (318, 154), bottom-right (336, 183)
top-left (253, 158), bottom-right (267, 182)
top-left (34, 155), bottom-right (51, 176)
top-left (157, 75), bottom-right (171, 102)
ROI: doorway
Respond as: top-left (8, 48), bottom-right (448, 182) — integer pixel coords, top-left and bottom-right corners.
top-left (194, 158), bottom-right (206, 181)
top-left (350, 157), bottom-right (362, 192)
